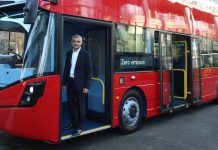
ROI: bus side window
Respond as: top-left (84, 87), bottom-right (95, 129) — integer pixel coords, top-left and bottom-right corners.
top-left (212, 40), bottom-right (218, 67)
top-left (115, 25), bottom-right (153, 72)
top-left (201, 38), bottom-right (213, 68)
top-left (153, 31), bottom-right (159, 70)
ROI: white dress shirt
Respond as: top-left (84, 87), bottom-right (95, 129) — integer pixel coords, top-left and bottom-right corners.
top-left (70, 48), bottom-right (81, 78)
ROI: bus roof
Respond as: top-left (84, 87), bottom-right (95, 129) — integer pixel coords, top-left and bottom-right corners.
top-left (39, 0), bottom-right (218, 38)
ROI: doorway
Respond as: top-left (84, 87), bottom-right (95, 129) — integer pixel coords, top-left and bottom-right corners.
top-left (172, 34), bottom-right (191, 106)
top-left (158, 31), bottom-right (192, 111)
top-left (60, 17), bottom-right (112, 139)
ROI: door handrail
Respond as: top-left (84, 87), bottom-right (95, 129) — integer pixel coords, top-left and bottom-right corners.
top-left (91, 77), bottom-right (105, 104)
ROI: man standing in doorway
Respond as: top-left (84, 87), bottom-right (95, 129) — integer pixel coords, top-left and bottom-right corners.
top-left (62, 34), bottom-right (92, 135)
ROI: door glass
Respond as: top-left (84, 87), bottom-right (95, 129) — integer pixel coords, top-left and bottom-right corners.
top-left (192, 38), bottom-right (201, 100)
top-left (159, 32), bottom-right (172, 107)
top-left (161, 34), bottom-right (172, 70)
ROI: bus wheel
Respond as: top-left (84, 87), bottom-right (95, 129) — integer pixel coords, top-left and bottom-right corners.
top-left (119, 90), bottom-right (143, 134)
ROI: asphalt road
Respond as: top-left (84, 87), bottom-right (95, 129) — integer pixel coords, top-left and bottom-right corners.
top-left (0, 103), bottom-right (218, 150)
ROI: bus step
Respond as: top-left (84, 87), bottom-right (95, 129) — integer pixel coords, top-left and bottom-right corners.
top-left (160, 106), bottom-right (173, 113)
top-left (173, 104), bottom-right (189, 109)
top-left (61, 125), bottom-right (111, 141)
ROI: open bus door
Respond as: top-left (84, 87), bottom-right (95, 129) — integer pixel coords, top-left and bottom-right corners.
top-left (191, 37), bottom-right (202, 103)
top-left (158, 32), bottom-right (191, 111)
top-left (158, 31), bottom-right (173, 112)
top-left (60, 17), bottom-right (112, 141)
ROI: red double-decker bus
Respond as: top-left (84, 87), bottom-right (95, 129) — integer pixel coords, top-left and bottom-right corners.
top-left (1, 0), bottom-right (218, 143)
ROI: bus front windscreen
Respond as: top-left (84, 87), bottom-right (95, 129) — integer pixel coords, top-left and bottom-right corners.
top-left (0, 11), bottom-right (55, 89)
top-left (0, 19), bottom-right (28, 88)
top-left (21, 11), bottom-right (55, 81)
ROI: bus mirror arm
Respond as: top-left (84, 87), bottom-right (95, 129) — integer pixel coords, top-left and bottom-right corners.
top-left (23, 7), bottom-right (30, 16)
top-left (23, 0), bottom-right (38, 24)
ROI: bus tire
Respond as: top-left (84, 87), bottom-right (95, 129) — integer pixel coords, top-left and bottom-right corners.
top-left (118, 90), bottom-right (143, 134)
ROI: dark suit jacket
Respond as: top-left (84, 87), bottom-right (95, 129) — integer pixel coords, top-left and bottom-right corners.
top-left (62, 49), bottom-right (92, 90)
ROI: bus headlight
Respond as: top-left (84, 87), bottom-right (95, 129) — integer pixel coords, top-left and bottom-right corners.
top-left (26, 96), bottom-right (31, 102)
top-left (29, 86), bottom-right (34, 94)
top-left (19, 81), bottom-right (46, 107)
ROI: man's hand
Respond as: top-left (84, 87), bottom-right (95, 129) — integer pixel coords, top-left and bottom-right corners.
top-left (83, 88), bottom-right (89, 94)
top-left (62, 85), bottom-right (66, 90)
